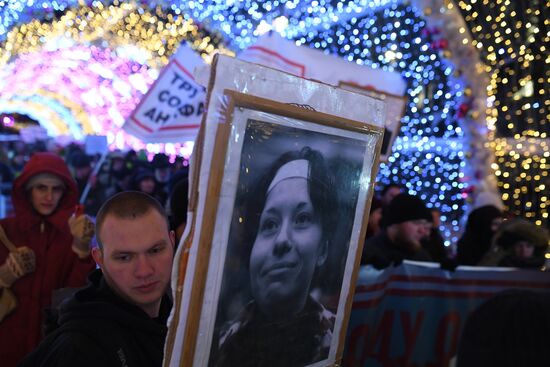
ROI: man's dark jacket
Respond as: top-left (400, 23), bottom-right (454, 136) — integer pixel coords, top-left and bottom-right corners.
top-left (361, 230), bottom-right (432, 269)
top-left (19, 269), bottom-right (172, 367)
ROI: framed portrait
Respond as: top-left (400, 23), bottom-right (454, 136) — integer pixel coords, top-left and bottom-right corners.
top-left (339, 82), bottom-right (406, 162)
top-left (175, 91), bottom-right (384, 367)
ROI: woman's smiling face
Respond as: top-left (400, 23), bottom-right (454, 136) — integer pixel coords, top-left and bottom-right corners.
top-left (249, 177), bottom-right (326, 318)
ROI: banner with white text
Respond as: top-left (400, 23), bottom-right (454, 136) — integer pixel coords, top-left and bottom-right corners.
top-left (123, 42), bottom-right (206, 143)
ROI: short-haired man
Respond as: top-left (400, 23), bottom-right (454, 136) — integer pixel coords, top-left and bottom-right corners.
top-left (361, 193), bottom-right (433, 269)
top-left (20, 191), bottom-right (175, 367)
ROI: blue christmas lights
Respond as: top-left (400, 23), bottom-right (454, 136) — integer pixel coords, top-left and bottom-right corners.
top-left (0, 0), bottom-right (477, 243)
top-left (294, 3), bottom-right (466, 243)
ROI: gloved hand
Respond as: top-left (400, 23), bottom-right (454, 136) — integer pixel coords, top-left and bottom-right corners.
top-left (69, 214), bottom-right (95, 258)
top-left (0, 247), bottom-right (36, 288)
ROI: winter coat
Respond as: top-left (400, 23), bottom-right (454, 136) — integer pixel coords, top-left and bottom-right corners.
top-left (361, 230), bottom-right (433, 269)
top-left (480, 218), bottom-right (549, 269)
top-left (0, 152), bottom-right (95, 367)
top-left (456, 205), bottom-right (502, 265)
top-left (19, 269), bottom-right (172, 367)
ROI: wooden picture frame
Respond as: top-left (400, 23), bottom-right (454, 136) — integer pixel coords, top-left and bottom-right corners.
top-left (338, 82), bottom-right (407, 162)
top-left (176, 90), bottom-right (384, 367)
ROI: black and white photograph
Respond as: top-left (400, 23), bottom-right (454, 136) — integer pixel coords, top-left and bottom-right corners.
top-left (204, 100), bottom-right (380, 367)
top-left (2, 3), bottom-right (545, 367)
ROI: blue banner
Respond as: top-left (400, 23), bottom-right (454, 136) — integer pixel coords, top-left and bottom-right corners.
top-left (343, 261), bottom-right (550, 367)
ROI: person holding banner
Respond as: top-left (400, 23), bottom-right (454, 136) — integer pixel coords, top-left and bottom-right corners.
top-left (0, 152), bottom-right (95, 367)
top-left (213, 147), bottom-right (336, 367)
top-left (19, 191), bottom-right (175, 367)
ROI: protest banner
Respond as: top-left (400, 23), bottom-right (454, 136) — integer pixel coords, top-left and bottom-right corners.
top-left (238, 32), bottom-right (406, 96)
top-left (123, 42), bottom-right (206, 143)
top-left (84, 135), bottom-right (108, 156)
top-left (238, 32), bottom-right (407, 160)
top-left (343, 261), bottom-right (550, 367)
top-left (19, 125), bottom-right (49, 143)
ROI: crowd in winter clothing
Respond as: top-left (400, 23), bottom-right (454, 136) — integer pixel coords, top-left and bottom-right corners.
top-left (0, 138), bottom-right (548, 367)
top-left (0, 139), bottom-right (187, 367)
top-left (362, 183), bottom-right (549, 270)
top-left (0, 139), bottom-right (189, 234)
top-left (0, 152), bottom-right (96, 366)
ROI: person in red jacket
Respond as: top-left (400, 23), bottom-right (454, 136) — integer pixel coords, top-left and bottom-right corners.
top-left (0, 152), bottom-right (96, 367)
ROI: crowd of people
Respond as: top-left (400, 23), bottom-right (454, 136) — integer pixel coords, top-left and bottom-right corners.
top-left (19, 191), bottom-right (175, 366)
top-left (0, 138), bottom-right (548, 367)
top-left (361, 183), bottom-right (549, 271)
top-left (0, 139), bottom-right (188, 367)
top-left (0, 139), bottom-right (189, 236)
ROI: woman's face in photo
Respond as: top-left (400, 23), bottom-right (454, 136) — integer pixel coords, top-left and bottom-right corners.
top-left (249, 176), bottom-right (326, 318)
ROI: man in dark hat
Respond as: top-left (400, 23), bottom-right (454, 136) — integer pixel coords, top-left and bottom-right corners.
top-left (361, 193), bottom-right (433, 269)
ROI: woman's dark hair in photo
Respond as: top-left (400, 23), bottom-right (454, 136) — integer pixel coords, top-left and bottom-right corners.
top-left (241, 146), bottom-right (338, 261)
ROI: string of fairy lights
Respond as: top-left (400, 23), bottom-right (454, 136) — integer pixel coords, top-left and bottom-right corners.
top-left (0, 0), bottom-right (547, 236)
top-left (1, 0), bottom-right (399, 48)
top-left (0, 1), bottom-right (230, 155)
top-left (456, 0), bottom-right (549, 228)
top-left (299, 3), bottom-right (467, 242)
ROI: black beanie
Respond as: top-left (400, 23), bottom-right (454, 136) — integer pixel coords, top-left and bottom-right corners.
top-left (384, 193), bottom-right (432, 226)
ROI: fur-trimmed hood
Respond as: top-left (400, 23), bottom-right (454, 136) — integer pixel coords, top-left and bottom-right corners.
top-left (493, 218), bottom-right (549, 249)
top-left (12, 152), bottom-right (78, 231)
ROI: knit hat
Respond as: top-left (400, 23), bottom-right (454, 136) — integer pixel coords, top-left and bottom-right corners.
top-left (493, 218), bottom-right (549, 249)
top-left (384, 193), bottom-right (432, 226)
